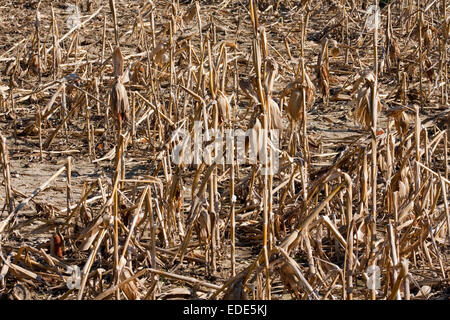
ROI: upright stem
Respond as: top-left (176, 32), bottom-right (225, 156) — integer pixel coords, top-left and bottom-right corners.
top-left (112, 135), bottom-right (123, 299)
top-left (418, 2), bottom-right (423, 106)
top-left (370, 0), bottom-right (379, 301)
top-left (415, 105), bottom-right (421, 191)
top-left (230, 125), bottom-right (236, 277)
top-left (35, 3), bottom-right (42, 83)
top-left (109, 0), bottom-right (120, 47)
top-left (66, 156), bottom-right (72, 215)
top-left (37, 104), bottom-right (43, 161)
top-left (0, 134), bottom-right (14, 214)
top-left (341, 172), bottom-right (353, 300)
top-left (51, 6), bottom-right (58, 80)
top-left (441, 0), bottom-right (448, 105)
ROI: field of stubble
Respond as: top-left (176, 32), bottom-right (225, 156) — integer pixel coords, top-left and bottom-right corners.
top-left (0, 0), bottom-right (448, 300)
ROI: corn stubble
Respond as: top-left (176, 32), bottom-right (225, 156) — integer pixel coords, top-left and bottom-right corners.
top-left (0, 0), bottom-right (448, 301)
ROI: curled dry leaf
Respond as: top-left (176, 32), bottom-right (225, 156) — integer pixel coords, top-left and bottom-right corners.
top-left (152, 42), bottom-right (169, 67)
top-left (110, 47), bottom-right (130, 125)
top-left (247, 117), bottom-right (262, 157)
top-left (424, 28), bottom-right (433, 51)
top-left (391, 165), bottom-right (411, 203)
top-left (424, 58), bottom-right (433, 82)
top-left (329, 39), bottom-right (340, 58)
top-left (317, 39), bottom-right (330, 99)
top-left (50, 230), bottom-right (64, 258)
top-left (286, 86), bottom-right (303, 121)
top-left (239, 77), bottom-right (259, 105)
top-left (27, 54), bottom-right (40, 76)
top-left (11, 283), bottom-right (31, 300)
top-left (119, 267), bottom-right (141, 300)
top-left (77, 214), bottom-right (111, 251)
top-left (196, 208), bottom-right (211, 243)
top-left (216, 90), bottom-right (230, 123)
top-left (413, 24), bottom-right (437, 48)
top-left (223, 277), bottom-right (249, 300)
top-left (352, 71), bottom-right (381, 129)
top-left (130, 61), bottom-right (146, 85)
top-left (159, 287), bottom-right (192, 300)
top-left (183, 5), bottom-right (197, 26)
top-left (278, 262), bottom-right (301, 299)
top-left (388, 37), bottom-right (400, 68)
top-left (414, 285), bottom-right (432, 299)
top-left (285, 70), bottom-right (315, 124)
top-left (264, 57), bottom-right (278, 96)
top-left (269, 98), bottom-right (284, 132)
top-left (110, 81), bottom-right (129, 124)
top-left (354, 86), bottom-right (372, 129)
top-left (4, 59), bottom-right (17, 76)
top-left (51, 45), bottom-right (63, 71)
top-left (385, 106), bottom-right (414, 137)
top-left (19, 121), bottom-right (38, 136)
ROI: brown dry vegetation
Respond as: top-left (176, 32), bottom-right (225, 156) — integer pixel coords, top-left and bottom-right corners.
top-left (0, 0), bottom-right (449, 300)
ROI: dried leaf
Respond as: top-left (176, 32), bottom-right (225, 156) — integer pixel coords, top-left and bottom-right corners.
top-left (352, 71), bottom-right (381, 129)
top-left (120, 267), bottom-right (140, 300)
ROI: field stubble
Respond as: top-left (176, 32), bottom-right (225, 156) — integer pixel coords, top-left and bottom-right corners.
top-left (0, 0), bottom-right (448, 300)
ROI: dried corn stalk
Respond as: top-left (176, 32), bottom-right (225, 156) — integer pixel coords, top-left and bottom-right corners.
top-left (240, 71), bottom-right (283, 131)
top-left (391, 164), bottom-right (412, 203)
top-left (50, 45), bottom-right (63, 73)
top-left (119, 267), bottom-right (141, 300)
top-left (264, 57), bottom-right (278, 97)
top-left (385, 106), bottom-right (414, 137)
top-left (269, 98), bottom-right (284, 132)
top-left (388, 37), bottom-right (400, 69)
top-left (352, 71), bottom-right (381, 129)
top-left (249, 117), bottom-right (262, 156)
top-left (217, 90), bottom-right (230, 123)
top-left (130, 61), bottom-right (146, 85)
top-left (317, 39), bottom-right (330, 103)
top-left (152, 42), bottom-right (169, 67)
top-left (196, 208), bottom-right (211, 243)
top-left (284, 69), bottom-right (315, 125)
top-left (110, 47), bottom-right (130, 126)
top-left (239, 77), bottom-right (259, 105)
top-left (27, 54), bottom-right (40, 76)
